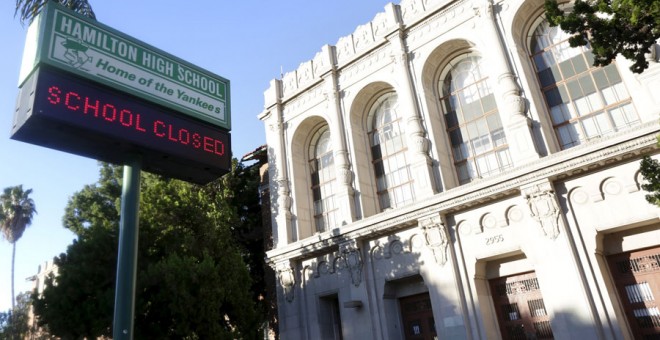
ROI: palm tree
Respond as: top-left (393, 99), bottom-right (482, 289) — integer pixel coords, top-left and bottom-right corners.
top-left (15, 0), bottom-right (95, 24)
top-left (0, 185), bottom-right (37, 311)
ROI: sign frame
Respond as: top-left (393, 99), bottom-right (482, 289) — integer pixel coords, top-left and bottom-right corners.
top-left (19, 1), bottom-right (231, 130)
top-left (12, 66), bottom-right (231, 184)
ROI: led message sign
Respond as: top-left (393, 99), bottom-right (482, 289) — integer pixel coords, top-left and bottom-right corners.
top-left (12, 67), bottom-right (231, 184)
top-left (19, 1), bottom-right (230, 130)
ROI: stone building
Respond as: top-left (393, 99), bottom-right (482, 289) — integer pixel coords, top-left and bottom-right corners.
top-left (259, 0), bottom-right (660, 338)
top-left (26, 261), bottom-right (59, 338)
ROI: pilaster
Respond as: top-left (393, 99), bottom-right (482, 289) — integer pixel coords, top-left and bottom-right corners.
top-left (387, 28), bottom-right (436, 198)
top-left (475, 0), bottom-right (540, 164)
top-left (520, 179), bottom-right (603, 339)
top-left (260, 79), bottom-right (293, 247)
top-left (418, 213), bottom-right (470, 339)
top-left (321, 45), bottom-right (357, 226)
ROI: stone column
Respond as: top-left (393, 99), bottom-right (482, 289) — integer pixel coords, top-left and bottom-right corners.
top-left (259, 79), bottom-right (293, 247)
top-left (386, 4), bottom-right (436, 198)
top-left (418, 214), bottom-right (469, 339)
top-left (321, 45), bottom-right (357, 225)
top-left (475, 0), bottom-right (540, 164)
top-left (520, 179), bottom-right (602, 339)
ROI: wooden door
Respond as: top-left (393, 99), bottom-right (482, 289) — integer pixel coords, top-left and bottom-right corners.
top-left (399, 293), bottom-right (437, 340)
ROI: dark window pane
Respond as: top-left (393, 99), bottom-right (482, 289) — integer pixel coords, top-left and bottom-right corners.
top-left (450, 129), bottom-right (464, 147)
top-left (538, 68), bottom-right (557, 88)
top-left (371, 144), bottom-right (382, 160)
top-left (374, 162), bottom-right (385, 176)
top-left (445, 109), bottom-right (459, 128)
top-left (544, 87), bottom-right (562, 106)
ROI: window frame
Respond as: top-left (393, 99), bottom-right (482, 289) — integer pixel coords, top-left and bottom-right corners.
top-left (367, 92), bottom-right (415, 211)
top-left (437, 53), bottom-right (512, 184)
top-left (308, 126), bottom-right (338, 232)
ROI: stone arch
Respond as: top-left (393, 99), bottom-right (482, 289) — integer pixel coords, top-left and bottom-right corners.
top-left (568, 186), bottom-right (590, 205)
top-left (599, 176), bottom-right (624, 200)
top-left (420, 39), bottom-right (478, 190)
top-left (633, 168), bottom-right (644, 193)
top-left (348, 81), bottom-right (398, 218)
top-left (510, 0), bottom-right (565, 154)
top-left (456, 219), bottom-right (475, 237)
top-left (480, 212), bottom-right (498, 231)
top-left (302, 265), bottom-right (314, 286)
top-left (504, 204), bottom-right (525, 226)
top-left (290, 115), bottom-right (333, 240)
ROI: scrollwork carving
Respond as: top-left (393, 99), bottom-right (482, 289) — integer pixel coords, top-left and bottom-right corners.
top-left (277, 263), bottom-right (296, 302)
top-left (340, 240), bottom-right (363, 287)
top-left (420, 215), bottom-right (449, 265)
top-left (524, 183), bottom-right (561, 240)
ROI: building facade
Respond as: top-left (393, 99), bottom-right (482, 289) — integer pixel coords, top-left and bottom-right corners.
top-left (259, 0), bottom-right (660, 339)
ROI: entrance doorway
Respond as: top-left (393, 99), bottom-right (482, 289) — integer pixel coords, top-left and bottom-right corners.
top-left (399, 292), bottom-right (437, 340)
top-left (489, 271), bottom-right (553, 339)
top-left (607, 246), bottom-right (660, 338)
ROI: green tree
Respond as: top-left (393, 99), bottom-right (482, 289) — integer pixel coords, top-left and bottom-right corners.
top-left (32, 163), bottom-right (265, 339)
top-left (0, 185), bottom-right (37, 313)
top-left (545, 0), bottom-right (660, 73)
top-left (15, 0), bottom-right (95, 24)
top-left (641, 154), bottom-right (660, 206)
top-left (0, 292), bottom-right (32, 339)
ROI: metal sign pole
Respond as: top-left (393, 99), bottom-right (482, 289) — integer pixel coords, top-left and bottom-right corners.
top-left (113, 157), bottom-right (142, 339)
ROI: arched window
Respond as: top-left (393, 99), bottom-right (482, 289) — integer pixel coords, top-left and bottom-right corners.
top-left (531, 19), bottom-right (639, 149)
top-left (368, 92), bottom-right (414, 211)
top-left (309, 127), bottom-right (337, 232)
top-left (439, 54), bottom-right (512, 184)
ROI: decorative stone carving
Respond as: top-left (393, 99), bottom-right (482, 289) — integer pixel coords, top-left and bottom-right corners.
top-left (277, 262), bottom-right (296, 302)
top-left (410, 131), bottom-right (430, 155)
top-left (506, 206), bottom-right (524, 223)
top-left (340, 240), bottom-right (363, 287)
top-left (275, 179), bottom-right (292, 219)
top-left (370, 236), bottom-right (411, 260)
top-left (480, 213), bottom-right (497, 230)
top-left (524, 182), bottom-right (561, 240)
top-left (420, 215), bottom-right (449, 265)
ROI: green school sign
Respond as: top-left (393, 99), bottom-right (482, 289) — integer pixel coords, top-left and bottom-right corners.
top-left (19, 2), bottom-right (230, 130)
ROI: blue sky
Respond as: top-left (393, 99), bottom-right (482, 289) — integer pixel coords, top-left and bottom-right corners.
top-left (0, 0), bottom-right (394, 312)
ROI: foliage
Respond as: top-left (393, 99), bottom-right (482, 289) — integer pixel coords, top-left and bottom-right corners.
top-left (1, 185), bottom-right (37, 315)
top-left (32, 162), bottom-right (265, 339)
top-left (15, 0), bottom-right (95, 24)
top-left (544, 0), bottom-right (660, 73)
top-left (0, 293), bottom-right (32, 339)
top-left (0, 185), bottom-right (37, 244)
top-left (641, 154), bottom-right (660, 206)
